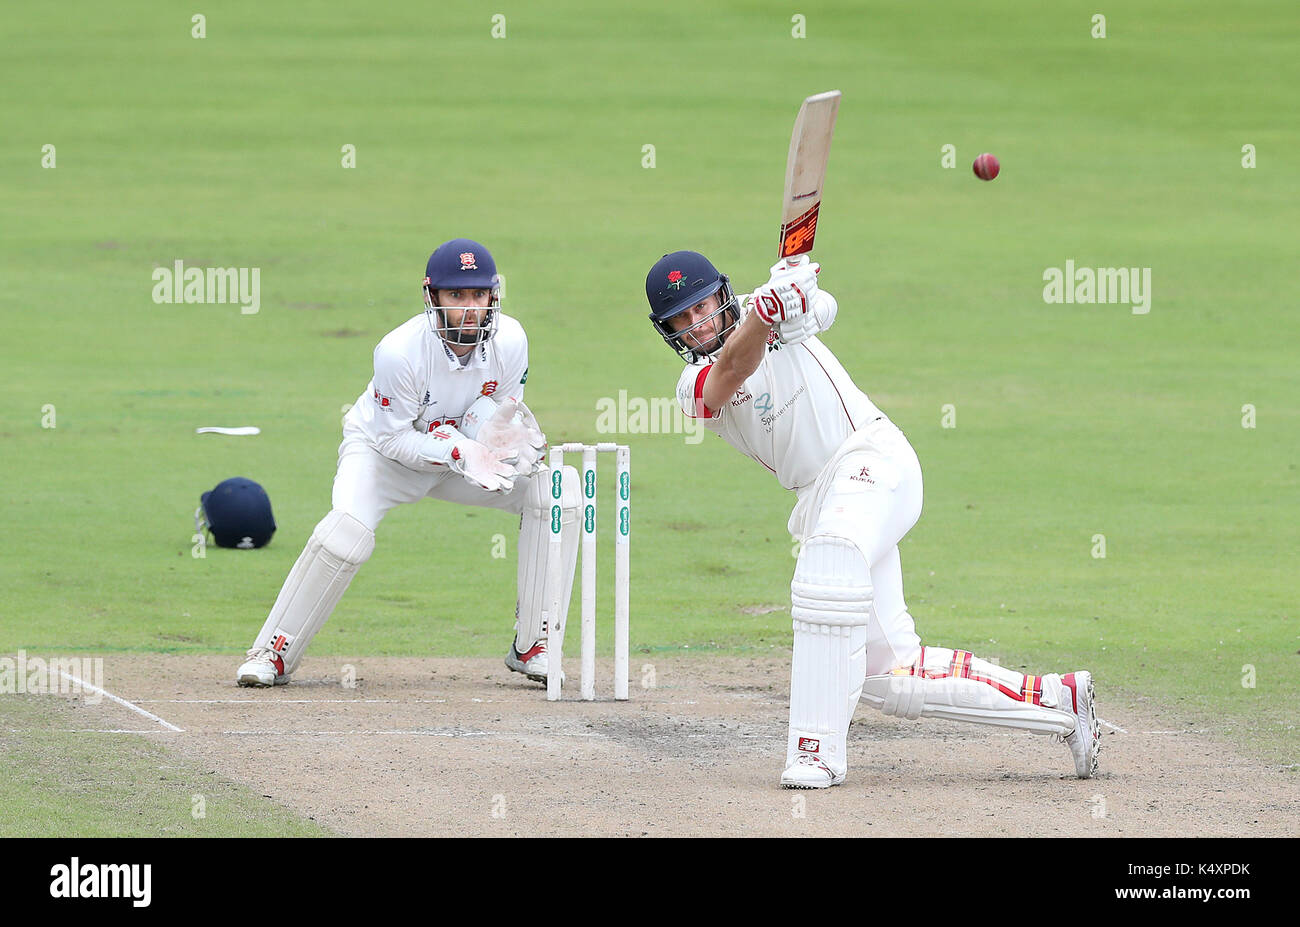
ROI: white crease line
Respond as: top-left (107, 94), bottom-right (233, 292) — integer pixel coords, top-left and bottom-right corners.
top-left (9, 728), bottom-right (604, 738)
top-left (1098, 720), bottom-right (1128, 733)
top-left (221, 729), bottom-right (491, 737)
top-left (6, 729), bottom-right (178, 735)
top-left (218, 729), bottom-right (604, 738)
top-left (1138, 730), bottom-right (1208, 735)
top-left (133, 699), bottom-right (450, 704)
top-left (55, 671), bottom-right (183, 732)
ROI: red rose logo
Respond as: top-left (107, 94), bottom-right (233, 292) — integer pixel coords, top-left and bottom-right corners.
top-left (667, 270), bottom-right (685, 290)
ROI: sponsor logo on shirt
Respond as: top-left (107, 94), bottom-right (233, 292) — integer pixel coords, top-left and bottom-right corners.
top-left (760, 385), bottom-right (806, 433)
top-left (849, 466), bottom-right (875, 484)
top-left (373, 387), bottom-right (393, 409)
top-left (731, 388), bottom-right (752, 407)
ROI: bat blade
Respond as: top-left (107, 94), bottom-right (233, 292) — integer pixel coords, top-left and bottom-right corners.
top-left (778, 90), bottom-right (841, 259)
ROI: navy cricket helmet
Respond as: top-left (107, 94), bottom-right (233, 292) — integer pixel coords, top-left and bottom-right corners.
top-left (645, 250), bottom-right (740, 363)
top-left (197, 478), bottom-right (276, 549)
top-left (423, 238), bottom-right (502, 347)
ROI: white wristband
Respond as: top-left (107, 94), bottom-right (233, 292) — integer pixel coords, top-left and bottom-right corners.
top-left (419, 423), bottom-right (469, 469)
top-left (457, 394), bottom-right (499, 441)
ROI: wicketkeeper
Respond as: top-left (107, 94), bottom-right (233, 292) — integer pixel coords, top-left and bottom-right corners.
top-left (645, 250), bottom-right (1101, 788)
top-left (236, 239), bottom-right (579, 688)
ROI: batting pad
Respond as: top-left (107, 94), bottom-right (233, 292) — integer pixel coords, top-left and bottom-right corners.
top-left (253, 510), bottom-right (375, 675)
top-left (515, 466), bottom-right (579, 650)
top-left (786, 535), bottom-right (872, 777)
top-left (861, 647), bottom-right (1074, 736)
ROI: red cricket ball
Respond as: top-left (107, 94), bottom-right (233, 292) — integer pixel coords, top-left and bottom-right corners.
top-left (973, 152), bottom-right (1000, 181)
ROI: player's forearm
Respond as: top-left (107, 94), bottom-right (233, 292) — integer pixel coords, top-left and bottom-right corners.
top-left (371, 427), bottom-right (450, 472)
top-left (702, 311), bottom-right (770, 411)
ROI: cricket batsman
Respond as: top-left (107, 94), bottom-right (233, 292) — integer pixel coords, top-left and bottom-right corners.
top-left (236, 239), bottom-right (579, 688)
top-left (645, 250), bottom-right (1101, 788)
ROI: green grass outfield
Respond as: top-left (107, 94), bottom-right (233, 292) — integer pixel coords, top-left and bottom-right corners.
top-left (0, 696), bottom-right (330, 837)
top-left (3, 0), bottom-right (1297, 831)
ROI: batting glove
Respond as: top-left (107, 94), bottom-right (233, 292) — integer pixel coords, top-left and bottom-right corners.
top-left (775, 289), bottom-right (838, 346)
top-left (767, 254), bottom-right (822, 283)
top-left (751, 271), bottom-right (817, 325)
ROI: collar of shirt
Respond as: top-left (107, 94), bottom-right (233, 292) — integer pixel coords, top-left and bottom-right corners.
top-left (439, 336), bottom-right (489, 370)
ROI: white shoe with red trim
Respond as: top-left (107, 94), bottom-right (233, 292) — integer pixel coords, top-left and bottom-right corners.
top-left (505, 639), bottom-right (562, 685)
top-left (1059, 671), bottom-right (1100, 778)
top-left (236, 648), bottom-right (289, 687)
top-left (780, 752), bottom-right (845, 789)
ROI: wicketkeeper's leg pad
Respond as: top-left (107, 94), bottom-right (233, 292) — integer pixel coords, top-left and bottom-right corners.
top-left (515, 465), bottom-right (579, 650)
top-left (787, 534), bottom-right (873, 777)
top-left (861, 646), bottom-right (1075, 736)
top-left (253, 509), bottom-right (376, 675)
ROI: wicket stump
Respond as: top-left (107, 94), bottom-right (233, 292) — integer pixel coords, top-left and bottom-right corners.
top-left (545, 442), bottom-right (630, 701)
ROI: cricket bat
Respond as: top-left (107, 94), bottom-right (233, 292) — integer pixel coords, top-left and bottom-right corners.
top-left (778, 90), bottom-right (841, 259)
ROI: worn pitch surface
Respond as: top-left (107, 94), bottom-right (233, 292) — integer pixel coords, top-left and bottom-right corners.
top-left (40, 655), bottom-right (1296, 837)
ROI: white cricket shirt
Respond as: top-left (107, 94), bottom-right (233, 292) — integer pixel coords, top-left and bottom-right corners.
top-left (343, 311), bottom-right (529, 471)
top-left (675, 324), bottom-right (885, 491)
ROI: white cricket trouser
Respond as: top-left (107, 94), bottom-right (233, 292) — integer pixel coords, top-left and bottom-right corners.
top-left (332, 432), bottom-right (532, 528)
top-left (783, 419), bottom-right (1080, 780)
top-left (789, 417), bottom-right (924, 676)
top-left (248, 433), bottom-right (553, 673)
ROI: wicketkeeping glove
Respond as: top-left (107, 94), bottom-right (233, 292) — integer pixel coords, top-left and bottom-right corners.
top-left (420, 425), bottom-right (518, 493)
top-left (478, 398), bottom-right (547, 477)
top-left (461, 396), bottom-right (546, 478)
top-left (508, 401), bottom-right (548, 477)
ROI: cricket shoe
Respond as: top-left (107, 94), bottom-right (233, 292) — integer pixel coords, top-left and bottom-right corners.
top-left (505, 639), bottom-right (562, 685)
top-left (236, 648), bottom-right (289, 687)
top-left (1058, 671), bottom-right (1101, 778)
top-left (780, 752), bottom-right (845, 789)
